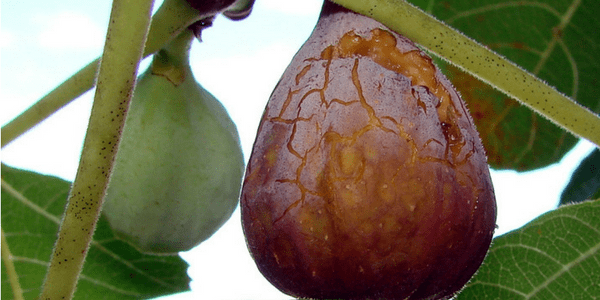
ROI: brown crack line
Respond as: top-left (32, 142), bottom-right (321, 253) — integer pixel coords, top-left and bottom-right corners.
top-left (333, 28), bottom-right (467, 161)
top-left (268, 29), bottom-right (477, 224)
top-left (271, 57), bottom-right (401, 224)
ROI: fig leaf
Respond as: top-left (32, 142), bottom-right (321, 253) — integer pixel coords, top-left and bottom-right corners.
top-left (458, 199), bottom-right (600, 299)
top-left (560, 148), bottom-right (600, 206)
top-left (0, 164), bottom-right (191, 299)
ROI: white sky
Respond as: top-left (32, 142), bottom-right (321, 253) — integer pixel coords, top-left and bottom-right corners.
top-left (0, 0), bottom-right (595, 299)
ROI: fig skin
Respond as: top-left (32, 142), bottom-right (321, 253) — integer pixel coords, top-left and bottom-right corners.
top-left (240, 1), bottom-right (497, 299)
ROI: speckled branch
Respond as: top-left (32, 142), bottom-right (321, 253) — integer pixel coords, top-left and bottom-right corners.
top-left (39, 0), bottom-right (154, 299)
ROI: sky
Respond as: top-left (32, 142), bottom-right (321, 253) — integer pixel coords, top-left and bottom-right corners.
top-left (0, 0), bottom-right (596, 299)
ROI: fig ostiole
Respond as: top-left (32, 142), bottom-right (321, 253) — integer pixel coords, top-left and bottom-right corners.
top-left (102, 29), bottom-right (244, 255)
top-left (240, 1), bottom-right (497, 299)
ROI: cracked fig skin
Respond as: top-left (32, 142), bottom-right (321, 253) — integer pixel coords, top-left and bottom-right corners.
top-left (241, 2), bottom-right (496, 299)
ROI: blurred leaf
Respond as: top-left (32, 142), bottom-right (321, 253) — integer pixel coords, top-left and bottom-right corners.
top-left (560, 148), bottom-right (600, 205)
top-left (457, 199), bottom-right (600, 299)
top-left (408, 0), bottom-right (600, 171)
top-left (1, 164), bottom-right (190, 299)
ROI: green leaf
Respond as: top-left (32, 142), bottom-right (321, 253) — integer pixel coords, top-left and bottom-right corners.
top-left (457, 199), bottom-right (600, 299)
top-left (1, 164), bottom-right (190, 299)
top-left (407, 0), bottom-right (600, 171)
top-left (560, 148), bottom-right (600, 205)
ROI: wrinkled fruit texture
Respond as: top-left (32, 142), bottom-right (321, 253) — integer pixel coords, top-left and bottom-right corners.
top-left (103, 32), bottom-right (244, 255)
top-left (241, 2), bottom-right (497, 299)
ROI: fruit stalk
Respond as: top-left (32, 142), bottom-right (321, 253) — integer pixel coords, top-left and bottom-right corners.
top-left (331, 0), bottom-right (600, 148)
top-left (39, 0), bottom-right (154, 298)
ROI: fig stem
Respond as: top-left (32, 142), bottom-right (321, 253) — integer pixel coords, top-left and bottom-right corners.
top-left (151, 28), bottom-right (195, 85)
top-left (0, 0), bottom-right (206, 148)
top-left (1, 227), bottom-right (24, 300)
top-left (331, 0), bottom-right (600, 148)
top-left (38, 0), bottom-right (154, 299)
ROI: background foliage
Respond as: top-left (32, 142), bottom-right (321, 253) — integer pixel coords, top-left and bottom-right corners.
top-left (458, 200), bottom-right (600, 299)
top-left (1, 164), bottom-right (190, 299)
top-left (409, 0), bottom-right (600, 171)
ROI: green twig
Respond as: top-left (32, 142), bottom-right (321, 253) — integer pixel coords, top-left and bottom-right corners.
top-left (332, 0), bottom-right (600, 148)
top-left (1, 0), bottom-right (205, 148)
top-left (1, 227), bottom-right (24, 300)
top-left (0, 60), bottom-right (99, 148)
top-left (39, 0), bottom-right (154, 299)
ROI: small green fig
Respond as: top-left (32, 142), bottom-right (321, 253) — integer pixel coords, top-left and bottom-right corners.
top-left (241, 1), bottom-right (497, 299)
top-left (102, 29), bottom-right (244, 255)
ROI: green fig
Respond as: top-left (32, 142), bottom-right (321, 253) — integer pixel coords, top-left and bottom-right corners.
top-left (102, 29), bottom-right (244, 255)
top-left (241, 1), bottom-right (497, 299)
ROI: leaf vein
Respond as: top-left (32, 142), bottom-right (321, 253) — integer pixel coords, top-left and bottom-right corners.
top-left (89, 240), bottom-right (179, 289)
top-left (1, 178), bottom-right (61, 225)
top-left (78, 273), bottom-right (143, 297)
top-left (525, 238), bottom-right (600, 298)
top-left (445, 2), bottom-right (561, 25)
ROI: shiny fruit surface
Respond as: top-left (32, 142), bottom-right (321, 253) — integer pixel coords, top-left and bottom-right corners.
top-left (102, 30), bottom-right (244, 255)
top-left (240, 1), bottom-right (496, 299)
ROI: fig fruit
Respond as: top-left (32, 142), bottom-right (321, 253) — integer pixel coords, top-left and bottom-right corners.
top-left (102, 29), bottom-right (244, 255)
top-left (186, 0), bottom-right (255, 41)
top-left (184, 0), bottom-right (255, 21)
top-left (240, 1), bottom-right (497, 299)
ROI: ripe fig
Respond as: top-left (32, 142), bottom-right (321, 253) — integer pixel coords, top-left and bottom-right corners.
top-left (240, 1), bottom-right (497, 299)
top-left (102, 29), bottom-right (244, 255)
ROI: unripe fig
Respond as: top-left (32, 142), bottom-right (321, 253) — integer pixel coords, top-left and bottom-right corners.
top-left (240, 1), bottom-right (497, 299)
top-left (103, 30), bottom-right (244, 255)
